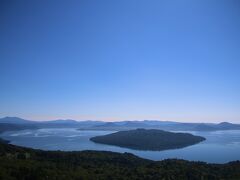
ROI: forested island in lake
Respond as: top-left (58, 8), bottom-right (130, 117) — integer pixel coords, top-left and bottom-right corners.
top-left (90, 129), bottom-right (206, 151)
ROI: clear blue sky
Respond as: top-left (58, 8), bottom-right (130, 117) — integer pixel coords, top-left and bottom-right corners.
top-left (1, 0), bottom-right (240, 122)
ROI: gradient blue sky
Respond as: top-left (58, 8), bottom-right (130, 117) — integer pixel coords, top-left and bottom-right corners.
top-left (1, 0), bottom-right (240, 122)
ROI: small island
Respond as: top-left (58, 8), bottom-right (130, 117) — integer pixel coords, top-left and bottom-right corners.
top-left (90, 129), bottom-right (206, 151)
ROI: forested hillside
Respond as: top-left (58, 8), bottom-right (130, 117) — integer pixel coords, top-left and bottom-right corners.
top-left (0, 139), bottom-right (240, 180)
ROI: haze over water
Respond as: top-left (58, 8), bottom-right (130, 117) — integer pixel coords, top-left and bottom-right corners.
top-left (1, 128), bottom-right (240, 163)
top-left (1, 1), bottom-right (240, 179)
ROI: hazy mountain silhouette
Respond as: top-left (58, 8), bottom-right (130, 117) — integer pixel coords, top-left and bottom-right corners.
top-left (0, 117), bottom-right (104, 130)
top-left (0, 117), bottom-right (36, 124)
top-left (1, 117), bottom-right (240, 132)
top-left (90, 120), bottom-right (240, 131)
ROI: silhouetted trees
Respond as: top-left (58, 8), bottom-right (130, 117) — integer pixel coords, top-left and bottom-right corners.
top-left (0, 139), bottom-right (239, 179)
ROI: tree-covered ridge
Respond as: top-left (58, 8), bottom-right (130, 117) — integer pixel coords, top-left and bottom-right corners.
top-left (0, 139), bottom-right (240, 180)
top-left (0, 123), bottom-right (235, 180)
top-left (90, 129), bottom-right (205, 151)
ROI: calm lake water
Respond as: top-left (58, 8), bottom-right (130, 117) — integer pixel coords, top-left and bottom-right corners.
top-left (1, 128), bottom-right (240, 163)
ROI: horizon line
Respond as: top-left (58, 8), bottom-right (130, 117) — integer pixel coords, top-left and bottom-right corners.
top-left (0, 116), bottom-right (239, 124)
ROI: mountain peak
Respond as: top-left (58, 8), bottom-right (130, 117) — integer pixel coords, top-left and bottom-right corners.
top-left (219, 122), bottom-right (232, 125)
top-left (0, 117), bottom-right (34, 124)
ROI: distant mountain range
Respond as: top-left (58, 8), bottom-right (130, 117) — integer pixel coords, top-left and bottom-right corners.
top-left (0, 117), bottom-right (36, 124)
top-left (0, 116), bottom-right (240, 132)
top-left (0, 116), bottom-right (104, 127)
top-left (0, 117), bottom-right (105, 132)
top-left (84, 120), bottom-right (240, 131)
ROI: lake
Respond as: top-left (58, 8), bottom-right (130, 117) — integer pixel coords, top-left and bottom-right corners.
top-left (1, 128), bottom-right (240, 163)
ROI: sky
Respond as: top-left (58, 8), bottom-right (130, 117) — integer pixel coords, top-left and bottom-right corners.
top-left (0, 0), bottom-right (240, 123)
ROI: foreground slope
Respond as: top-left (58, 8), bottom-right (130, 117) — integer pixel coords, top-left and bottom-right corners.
top-left (0, 139), bottom-right (240, 180)
top-left (90, 129), bottom-right (205, 150)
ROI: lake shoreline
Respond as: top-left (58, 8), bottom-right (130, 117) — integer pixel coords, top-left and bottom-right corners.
top-left (0, 128), bottom-right (240, 163)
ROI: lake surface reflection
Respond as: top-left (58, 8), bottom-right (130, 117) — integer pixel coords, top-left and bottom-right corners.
top-left (1, 128), bottom-right (240, 163)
